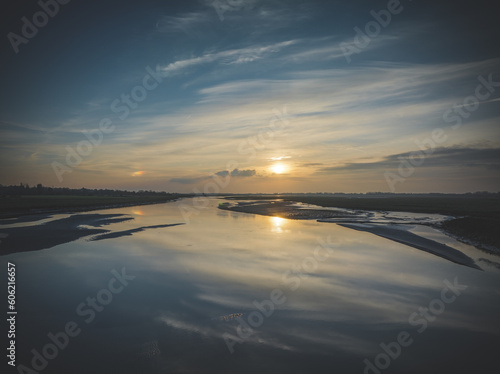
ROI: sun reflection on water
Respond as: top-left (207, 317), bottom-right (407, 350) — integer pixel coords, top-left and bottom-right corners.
top-left (270, 216), bottom-right (287, 233)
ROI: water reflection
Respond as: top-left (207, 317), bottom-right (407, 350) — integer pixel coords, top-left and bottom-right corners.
top-left (270, 216), bottom-right (288, 233)
top-left (3, 199), bottom-right (500, 374)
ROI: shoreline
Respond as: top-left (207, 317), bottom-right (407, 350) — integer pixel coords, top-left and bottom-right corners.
top-left (0, 212), bottom-right (185, 256)
top-left (218, 199), bottom-right (499, 268)
top-left (337, 222), bottom-right (481, 270)
top-left (0, 197), bottom-right (184, 221)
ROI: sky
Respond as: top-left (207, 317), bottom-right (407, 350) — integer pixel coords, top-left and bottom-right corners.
top-left (0, 0), bottom-right (499, 193)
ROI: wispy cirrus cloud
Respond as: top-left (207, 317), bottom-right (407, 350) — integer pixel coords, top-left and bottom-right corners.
top-left (159, 40), bottom-right (298, 76)
top-left (156, 12), bottom-right (210, 34)
top-left (155, 1), bottom-right (310, 37)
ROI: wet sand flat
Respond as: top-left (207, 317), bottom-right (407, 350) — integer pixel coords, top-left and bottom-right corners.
top-left (337, 223), bottom-right (480, 270)
top-left (0, 213), bottom-right (183, 255)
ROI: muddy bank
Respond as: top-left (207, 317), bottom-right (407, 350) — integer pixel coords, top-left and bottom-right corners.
top-left (0, 213), bottom-right (183, 255)
top-left (338, 223), bottom-right (480, 270)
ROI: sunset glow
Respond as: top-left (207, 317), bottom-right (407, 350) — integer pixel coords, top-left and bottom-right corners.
top-left (270, 163), bottom-right (288, 175)
top-left (1, 0), bottom-right (498, 194)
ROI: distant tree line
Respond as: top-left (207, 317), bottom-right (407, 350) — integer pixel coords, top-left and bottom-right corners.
top-left (0, 183), bottom-right (175, 197)
top-left (1, 183), bottom-right (497, 198)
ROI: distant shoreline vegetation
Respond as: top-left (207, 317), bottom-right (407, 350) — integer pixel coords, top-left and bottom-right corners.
top-left (0, 183), bottom-right (177, 197)
top-left (0, 183), bottom-right (191, 218)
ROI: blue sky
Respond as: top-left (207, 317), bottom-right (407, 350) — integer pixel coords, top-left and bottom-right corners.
top-left (1, 0), bottom-right (499, 193)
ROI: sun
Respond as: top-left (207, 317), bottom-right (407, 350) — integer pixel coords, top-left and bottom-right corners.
top-left (270, 163), bottom-right (287, 174)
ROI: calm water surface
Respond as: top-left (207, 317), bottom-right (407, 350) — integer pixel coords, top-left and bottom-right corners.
top-left (4, 199), bottom-right (500, 373)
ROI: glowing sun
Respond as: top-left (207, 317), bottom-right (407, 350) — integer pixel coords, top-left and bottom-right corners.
top-left (270, 163), bottom-right (287, 174)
